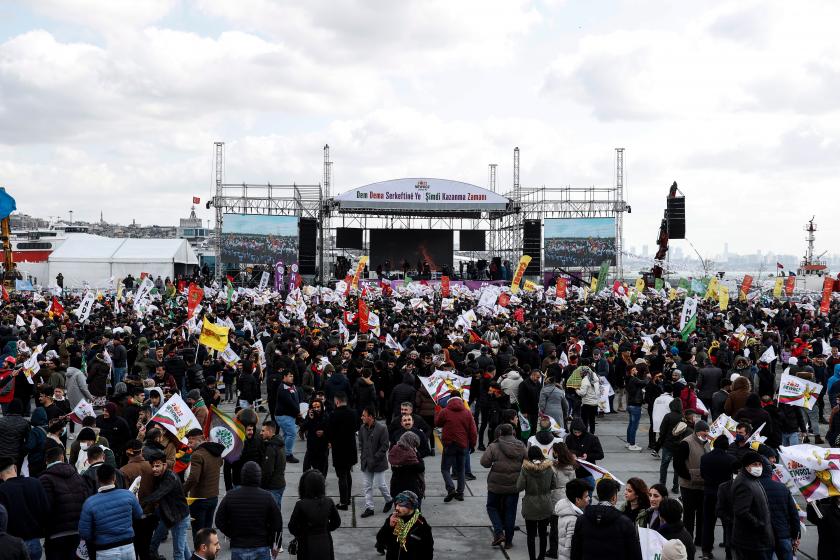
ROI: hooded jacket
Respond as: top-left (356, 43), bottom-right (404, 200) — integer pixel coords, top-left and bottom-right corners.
top-left (183, 441), bottom-right (225, 498)
top-left (517, 458), bottom-right (557, 520)
top-left (0, 412), bottom-right (29, 464)
top-left (0, 505), bottom-right (28, 560)
top-left (38, 462), bottom-right (92, 537)
top-left (390, 373), bottom-right (417, 416)
top-left (480, 434), bottom-right (526, 494)
top-left (260, 434), bottom-right (287, 490)
top-left (500, 370), bottom-right (523, 403)
top-left (723, 376), bottom-right (751, 416)
top-left (435, 397), bottom-right (477, 450)
top-left (0, 476), bottom-right (49, 540)
top-left (657, 399), bottom-right (688, 452)
top-left (570, 504), bottom-right (643, 560)
top-left (564, 418), bottom-right (604, 479)
top-left (64, 367), bottom-right (94, 408)
top-left (215, 462), bottom-right (283, 549)
top-left (554, 498), bottom-right (583, 560)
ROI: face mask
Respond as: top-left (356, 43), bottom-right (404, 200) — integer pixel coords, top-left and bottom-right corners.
top-left (748, 466), bottom-right (763, 477)
top-left (734, 435), bottom-right (745, 443)
top-left (80, 443), bottom-right (90, 451)
top-left (54, 395), bottom-right (65, 401)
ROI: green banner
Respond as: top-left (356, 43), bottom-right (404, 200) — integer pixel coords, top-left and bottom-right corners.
top-left (654, 278), bottom-right (664, 291)
top-left (681, 314), bottom-right (697, 341)
top-left (596, 260), bottom-right (610, 292)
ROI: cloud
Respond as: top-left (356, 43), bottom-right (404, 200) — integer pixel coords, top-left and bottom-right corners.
top-left (27, 0), bottom-right (176, 31)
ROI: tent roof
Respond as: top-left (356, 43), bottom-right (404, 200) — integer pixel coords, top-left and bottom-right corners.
top-left (50, 235), bottom-right (198, 264)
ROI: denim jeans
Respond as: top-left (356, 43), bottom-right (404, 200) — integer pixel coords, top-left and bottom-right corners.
top-left (230, 547), bottom-right (271, 560)
top-left (189, 495), bottom-right (218, 537)
top-left (151, 515), bottom-right (191, 560)
top-left (626, 405), bottom-right (642, 445)
top-left (96, 544), bottom-right (134, 560)
top-left (660, 448), bottom-right (679, 491)
top-left (269, 488), bottom-right (285, 545)
top-left (782, 432), bottom-right (800, 446)
top-left (486, 492), bottom-right (518, 544)
top-left (774, 537), bottom-right (794, 560)
top-left (806, 406), bottom-right (820, 436)
top-left (24, 538), bottom-right (42, 560)
top-left (362, 470), bottom-right (392, 510)
top-left (112, 367), bottom-right (127, 387)
top-left (275, 415), bottom-right (298, 455)
top-left (441, 444), bottom-right (466, 494)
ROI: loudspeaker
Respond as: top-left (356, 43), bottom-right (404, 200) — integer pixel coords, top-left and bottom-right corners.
top-left (298, 218), bottom-right (318, 274)
top-left (666, 197), bottom-right (686, 239)
top-left (523, 219), bottom-right (541, 274)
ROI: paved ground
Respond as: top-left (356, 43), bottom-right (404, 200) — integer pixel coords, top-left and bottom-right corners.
top-left (200, 409), bottom-right (820, 560)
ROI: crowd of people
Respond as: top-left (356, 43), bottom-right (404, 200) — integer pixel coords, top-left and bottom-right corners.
top-left (221, 233), bottom-right (298, 267)
top-left (0, 275), bottom-right (838, 560)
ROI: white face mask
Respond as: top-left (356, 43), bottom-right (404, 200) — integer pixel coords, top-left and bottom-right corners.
top-left (748, 466), bottom-right (763, 477)
top-left (80, 442), bottom-right (90, 451)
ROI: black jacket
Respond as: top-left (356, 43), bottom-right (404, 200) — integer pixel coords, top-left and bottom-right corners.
top-left (38, 462), bottom-right (91, 537)
top-left (140, 470), bottom-right (189, 528)
top-left (288, 497), bottom-right (341, 560)
top-left (0, 506), bottom-right (27, 560)
top-left (216, 473), bottom-right (282, 549)
top-left (327, 405), bottom-right (359, 469)
top-left (390, 374), bottom-right (417, 418)
top-left (696, 366), bottom-right (723, 400)
top-left (275, 382), bottom-right (301, 417)
top-left (807, 497), bottom-right (840, 560)
top-left (758, 463), bottom-right (799, 540)
top-left (0, 476), bottom-right (49, 539)
top-left (656, 521), bottom-right (696, 560)
top-left (730, 470), bottom-right (774, 550)
top-left (375, 512), bottom-right (434, 560)
top-left (699, 448), bottom-right (738, 495)
top-left (625, 376), bottom-right (647, 406)
top-left (778, 403), bottom-right (806, 433)
top-left (0, 415), bottom-right (30, 464)
top-left (570, 504), bottom-right (643, 560)
top-left (711, 390), bottom-right (729, 420)
top-left (517, 377), bottom-right (542, 415)
top-left (82, 463), bottom-right (126, 493)
top-left (260, 435), bottom-right (287, 490)
top-left (564, 420), bottom-right (604, 479)
top-left (657, 399), bottom-right (688, 452)
top-left (164, 355), bottom-right (187, 384)
top-left (237, 373), bottom-right (260, 403)
top-left (302, 411), bottom-right (330, 455)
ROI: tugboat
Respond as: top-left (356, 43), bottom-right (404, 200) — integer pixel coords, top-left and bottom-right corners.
top-left (796, 217), bottom-right (830, 292)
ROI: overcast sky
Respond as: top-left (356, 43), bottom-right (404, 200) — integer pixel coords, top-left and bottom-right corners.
top-left (1, 0), bottom-right (837, 259)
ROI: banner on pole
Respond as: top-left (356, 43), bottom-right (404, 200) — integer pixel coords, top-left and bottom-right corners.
top-left (510, 255), bottom-right (531, 294)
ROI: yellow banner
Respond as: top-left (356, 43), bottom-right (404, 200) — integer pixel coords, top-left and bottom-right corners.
top-left (510, 255), bottom-right (532, 294)
top-left (773, 277), bottom-right (783, 298)
top-left (199, 317), bottom-right (229, 352)
top-left (668, 288), bottom-right (677, 301)
top-left (352, 256), bottom-right (368, 290)
top-left (523, 279), bottom-right (538, 292)
top-left (590, 277), bottom-right (598, 293)
top-left (704, 276), bottom-right (719, 301)
top-left (635, 277), bottom-right (645, 295)
top-left (719, 285), bottom-right (730, 310)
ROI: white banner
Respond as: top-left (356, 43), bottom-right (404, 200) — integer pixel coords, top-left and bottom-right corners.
top-left (679, 296), bottom-right (697, 330)
top-left (778, 372), bottom-right (823, 410)
top-left (419, 370), bottom-right (472, 405)
top-left (75, 292), bottom-right (96, 322)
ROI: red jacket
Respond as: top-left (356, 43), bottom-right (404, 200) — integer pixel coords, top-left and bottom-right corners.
top-left (435, 398), bottom-right (477, 450)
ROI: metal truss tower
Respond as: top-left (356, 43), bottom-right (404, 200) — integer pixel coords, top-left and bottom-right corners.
top-left (322, 144), bottom-right (332, 283)
top-left (213, 141), bottom-right (224, 280)
top-left (615, 148), bottom-right (625, 279)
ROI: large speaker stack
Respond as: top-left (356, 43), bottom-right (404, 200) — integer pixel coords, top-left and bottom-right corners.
top-left (298, 218), bottom-right (318, 274)
top-left (523, 219), bottom-right (541, 275)
top-left (666, 197), bottom-right (686, 239)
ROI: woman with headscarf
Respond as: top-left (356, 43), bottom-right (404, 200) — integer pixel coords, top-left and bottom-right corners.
top-left (375, 491), bottom-right (434, 560)
top-left (288, 469), bottom-right (341, 560)
top-left (388, 431), bottom-right (425, 505)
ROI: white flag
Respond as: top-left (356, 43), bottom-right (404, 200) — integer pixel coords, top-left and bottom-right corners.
top-left (31, 317), bottom-right (44, 332)
top-left (258, 271), bottom-right (269, 291)
top-left (15, 315), bottom-right (25, 327)
top-left (679, 296), bottom-right (698, 330)
top-left (149, 394), bottom-right (202, 444)
top-left (75, 292), bottom-right (96, 322)
top-left (133, 277), bottom-right (155, 311)
top-left (337, 320), bottom-right (350, 344)
top-left (220, 345), bottom-right (240, 366)
top-left (759, 345), bottom-right (777, 364)
top-left (385, 333), bottom-right (403, 352)
top-left (243, 318), bottom-right (255, 335)
top-left (368, 311), bottom-right (381, 337)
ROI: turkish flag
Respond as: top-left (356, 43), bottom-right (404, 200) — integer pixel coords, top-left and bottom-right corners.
top-left (358, 299), bottom-right (369, 334)
top-left (193, 196), bottom-right (200, 204)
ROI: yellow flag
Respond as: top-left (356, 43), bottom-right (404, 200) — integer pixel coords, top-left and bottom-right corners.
top-left (590, 277), bottom-right (598, 293)
top-left (583, 287), bottom-right (589, 302)
top-left (773, 277), bottom-right (783, 298)
top-left (719, 285), bottom-right (729, 310)
top-left (635, 277), bottom-right (645, 295)
top-left (704, 277), bottom-right (720, 301)
top-left (523, 279), bottom-right (538, 292)
top-left (668, 288), bottom-right (677, 301)
top-left (199, 317), bottom-right (229, 352)
top-left (510, 255), bottom-right (532, 294)
top-left (352, 256), bottom-right (368, 290)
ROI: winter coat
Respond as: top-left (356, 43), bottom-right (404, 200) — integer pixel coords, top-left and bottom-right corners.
top-left (625, 375), bottom-right (647, 406)
top-left (657, 399), bottom-right (689, 452)
top-left (435, 397), bottom-right (477, 450)
top-left (353, 377), bottom-right (377, 412)
top-left (388, 444), bottom-right (425, 498)
top-left (696, 366), bottom-right (723, 400)
top-left (359, 421), bottom-right (390, 473)
top-left (288, 497), bottom-right (341, 560)
top-left (656, 520), bottom-right (696, 560)
top-left (260, 435), bottom-right (287, 491)
top-left (539, 384), bottom-right (570, 427)
top-left (95, 415), bottom-right (132, 459)
top-left (551, 464), bottom-right (576, 504)
top-left (778, 402), bottom-right (806, 433)
top-left (183, 442), bottom-right (225, 498)
top-left (389, 427), bottom-right (430, 458)
top-left (78, 488), bottom-right (142, 550)
top-left (711, 389), bottom-right (729, 420)
top-left (64, 367), bottom-right (93, 408)
top-left (120, 455), bottom-right (154, 512)
top-left (215, 469), bottom-right (282, 549)
top-left (516, 458), bottom-right (556, 520)
top-left (480, 435), bottom-right (526, 494)
top-left (730, 470), bottom-right (774, 550)
top-left (553, 498), bottom-right (582, 560)
top-left (564, 420), bottom-right (604, 479)
top-left (237, 372), bottom-right (260, 403)
top-left (723, 376), bottom-right (751, 416)
top-left (87, 357), bottom-right (110, 397)
top-left (757, 463), bottom-right (800, 540)
top-left (699, 448), bottom-right (738, 496)
top-left (733, 397), bottom-right (772, 434)
top-left (576, 370), bottom-right (600, 407)
top-left (390, 374), bottom-right (417, 418)
top-left (375, 512), bottom-right (434, 560)
top-left (140, 470), bottom-right (189, 528)
top-left (38, 462), bottom-right (92, 538)
top-left (807, 497), bottom-right (840, 560)
top-left (0, 506), bottom-right (29, 560)
top-left (323, 373), bottom-right (351, 406)
top-left (275, 382), bottom-right (301, 417)
top-left (500, 370), bottom-right (523, 403)
top-left (517, 376), bottom-right (543, 415)
top-left (570, 504), bottom-right (643, 560)
top-left (0, 476), bottom-right (49, 540)
top-left (0, 415), bottom-right (29, 464)
top-left (327, 405), bottom-right (359, 469)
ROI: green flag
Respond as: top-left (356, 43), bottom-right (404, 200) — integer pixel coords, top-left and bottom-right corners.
top-left (681, 314), bottom-right (697, 341)
top-left (226, 278), bottom-right (234, 309)
top-left (596, 260), bottom-right (610, 292)
top-left (654, 278), bottom-right (664, 291)
top-left (404, 275), bottom-right (412, 286)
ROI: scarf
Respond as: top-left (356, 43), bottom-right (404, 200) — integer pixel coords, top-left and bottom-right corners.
top-left (393, 509), bottom-right (421, 551)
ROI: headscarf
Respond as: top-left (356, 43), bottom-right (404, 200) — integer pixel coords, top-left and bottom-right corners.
top-left (397, 431), bottom-right (420, 449)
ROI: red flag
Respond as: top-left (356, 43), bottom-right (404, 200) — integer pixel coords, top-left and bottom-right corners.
top-left (821, 276), bottom-right (833, 314)
top-left (740, 275), bottom-right (753, 298)
top-left (497, 293), bottom-right (510, 307)
top-left (556, 277), bottom-right (567, 299)
top-left (1, 285), bottom-right (8, 302)
top-left (51, 297), bottom-right (65, 316)
top-left (784, 275), bottom-right (796, 297)
top-left (343, 310), bottom-right (356, 325)
top-left (177, 279), bottom-right (187, 293)
top-left (344, 274), bottom-right (352, 296)
top-left (467, 329), bottom-right (491, 347)
top-left (514, 308), bottom-right (525, 322)
top-left (192, 196), bottom-right (200, 204)
top-left (441, 276), bottom-right (450, 297)
top-left (0, 369), bottom-right (15, 404)
top-left (777, 262), bottom-right (784, 269)
top-left (187, 283), bottom-right (204, 318)
top-left (358, 299), bottom-right (369, 334)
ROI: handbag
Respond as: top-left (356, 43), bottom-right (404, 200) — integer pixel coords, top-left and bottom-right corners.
top-left (287, 538), bottom-right (298, 555)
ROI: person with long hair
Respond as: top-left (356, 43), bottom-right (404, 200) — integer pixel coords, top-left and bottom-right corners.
top-left (517, 446), bottom-right (557, 560)
top-left (622, 477), bottom-right (651, 522)
top-left (636, 483), bottom-right (669, 530)
top-left (546, 442), bottom-right (577, 559)
top-left (288, 469), bottom-right (341, 560)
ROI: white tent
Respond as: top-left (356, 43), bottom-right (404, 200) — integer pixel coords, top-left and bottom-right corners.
top-left (49, 234), bottom-right (198, 289)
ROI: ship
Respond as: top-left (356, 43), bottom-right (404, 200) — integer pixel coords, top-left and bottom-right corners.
top-left (12, 222), bottom-right (89, 285)
top-left (796, 217), bottom-right (831, 292)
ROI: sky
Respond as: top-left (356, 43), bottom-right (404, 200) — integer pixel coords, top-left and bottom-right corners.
top-left (1, 0), bottom-right (837, 259)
